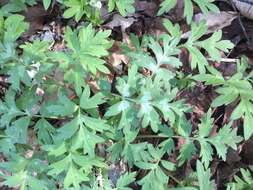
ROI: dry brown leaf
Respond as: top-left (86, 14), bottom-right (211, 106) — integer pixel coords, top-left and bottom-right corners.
top-left (104, 14), bottom-right (136, 32)
top-left (194, 11), bottom-right (238, 32)
top-left (108, 41), bottom-right (129, 67)
top-left (182, 11), bottom-right (238, 38)
top-left (134, 1), bottom-right (158, 17)
top-left (233, 0), bottom-right (253, 19)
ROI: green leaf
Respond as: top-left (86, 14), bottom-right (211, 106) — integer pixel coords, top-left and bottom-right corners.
top-left (158, 0), bottom-right (219, 23)
top-left (71, 126), bottom-right (104, 157)
top-left (47, 154), bottom-right (71, 176)
top-left (227, 168), bottom-right (253, 190)
top-left (108, 0), bottom-right (135, 16)
top-left (211, 89), bottom-right (238, 107)
top-left (244, 111), bottom-right (253, 140)
top-left (55, 116), bottom-right (79, 141)
top-left (211, 123), bottom-right (242, 160)
top-left (43, 0), bottom-right (51, 10)
top-left (116, 172), bottom-right (136, 190)
top-left (193, 66), bottom-right (225, 85)
top-left (27, 176), bottom-right (48, 190)
top-left (198, 30), bottom-right (234, 62)
top-left (161, 160), bottom-right (175, 171)
top-left (138, 166), bottom-right (168, 190)
top-left (35, 118), bottom-right (56, 144)
top-left (198, 109), bottom-right (213, 138)
top-left (196, 160), bottom-right (214, 190)
top-left (163, 19), bottom-right (182, 39)
top-left (178, 140), bottom-right (196, 166)
top-left (64, 25), bottom-right (112, 75)
top-left (80, 85), bottom-right (105, 109)
top-left (158, 0), bottom-right (177, 16)
top-left (4, 14), bottom-right (29, 41)
top-left (46, 92), bottom-right (78, 117)
top-left (135, 161), bottom-right (157, 170)
top-left (45, 142), bottom-right (67, 157)
top-left (4, 170), bottom-right (26, 188)
top-left (63, 0), bottom-right (99, 22)
top-left (5, 116), bottom-right (30, 144)
top-left (199, 140), bottom-right (213, 169)
top-left (105, 100), bottom-right (130, 117)
top-left (149, 37), bottom-right (182, 68)
top-left (64, 163), bottom-right (89, 189)
top-left (183, 0), bottom-right (193, 24)
top-left (0, 90), bottom-right (24, 127)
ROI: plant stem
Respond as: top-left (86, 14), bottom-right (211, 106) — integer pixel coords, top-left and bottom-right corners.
top-left (137, 135), bottom-right (196, 141)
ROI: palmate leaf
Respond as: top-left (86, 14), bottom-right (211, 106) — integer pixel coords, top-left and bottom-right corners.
top-left (35, 118), bottom-right (56, 145)
top-left (116, 172), bottom-right (136, 190)
top-left (163, 19), bottom-right (182, 39)
top-left (196, 160), bottom-right (215, 190)
top-left (64, 24), bottom-right (112, 75)
top-left (64, 67), bottom-right (85, 96)
top-left (108, 0), bottom-right (135, 16)
top-left (3, 170), bottom-right (49, 190)
top-left (158, 0), bottom-right (219, 23)
top-left (184, 21), bottom-right (234, 73)
top-left (195, 109), bottom-right (242, 168)
top-left (132, 144), bottom-right (176, 190)
top-left (157, 0), bottom-right (177, 16)
top-left (105, 61), bottom-right (188, 133)
top-left (137, 165), bottom-right (169, 190)
top-left (149, 36), bottom-right (182, 68)
top-left (63, 163), bottom-right (89, 190)
top-left (105, 100), bottom-right (131, 117)
top-left (0, 90), bottom-right (24, 127)
top-left (137, 91), bottom-right (160, 132)
top-left (54, 116), bottom-right (80, 142)
top-left (71, 125), bottom-right (104, 157)
top-left (126, 35), bottom-right (181, 77)
top-left (0, 1), bottom-right (32, 15)
top-left (5, 116), bottom-right (30, 144)
top-left (198, 109), bottom-right (213, 138)
top-left (46, 153), bottom-right (89, 190)
top-left (0, 154), bottom-right (27, 173)
top-left (211, 123), bottom-right (242, 160)
top-left (45, 92), bottom-right (78, 117)
top-left (226, 168), bottom-right (253, 190)
top-left (45, 143), bottom-right (106, 189)
top-left (108, 0), bottom-right (135, 17)
top-left (54, 111), bottom-right (109, 156)
top-left (194, 59), bottom-right (253, 139)
top-left (8, 64), bottom-right (32, 90)
top-left (20, 40), bottom-right (49, 61)
top-left (178, 140), bottom-right (196, 166)
top-left (230, 98), bottom-right (253, 140)
top-left (80, 85), bottom-right (106, 109)
top-left (63, 0), bottom-right (98, 22)
top-left (197, 30), bottom-right (234, 62)
top-left (3, 14), bottom-right (29, 42)
top-left (198, 140), bottom-right (213, 169)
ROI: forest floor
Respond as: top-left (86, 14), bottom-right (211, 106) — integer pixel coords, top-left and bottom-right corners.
top-left (1, 0), bottom-right (253, 189)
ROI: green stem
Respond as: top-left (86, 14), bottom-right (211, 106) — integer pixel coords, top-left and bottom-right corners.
top-left (137, 135), bottom-right (195, 141)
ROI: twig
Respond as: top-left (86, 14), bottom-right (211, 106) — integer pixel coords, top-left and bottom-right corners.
top-left (230, 0), bottom-right (250, 41)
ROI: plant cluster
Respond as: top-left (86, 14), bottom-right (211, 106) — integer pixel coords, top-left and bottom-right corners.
top-left (0, 0), bottom-right (252, 190)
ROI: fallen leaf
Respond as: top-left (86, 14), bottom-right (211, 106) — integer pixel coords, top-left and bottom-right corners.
top-left (182, 11), bottom-right (237, 38)
top-left (104, 14), bottom-right (136, 32)
top-left (108, 41), bottom-right (129, 67)
top-left (134, 1), bottom-right (158, 17)
top-left (233, 0), bottom-right (253, 19)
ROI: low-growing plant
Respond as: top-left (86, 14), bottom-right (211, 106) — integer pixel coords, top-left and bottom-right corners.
top-left (0, 0), bottom-right (251, 190)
